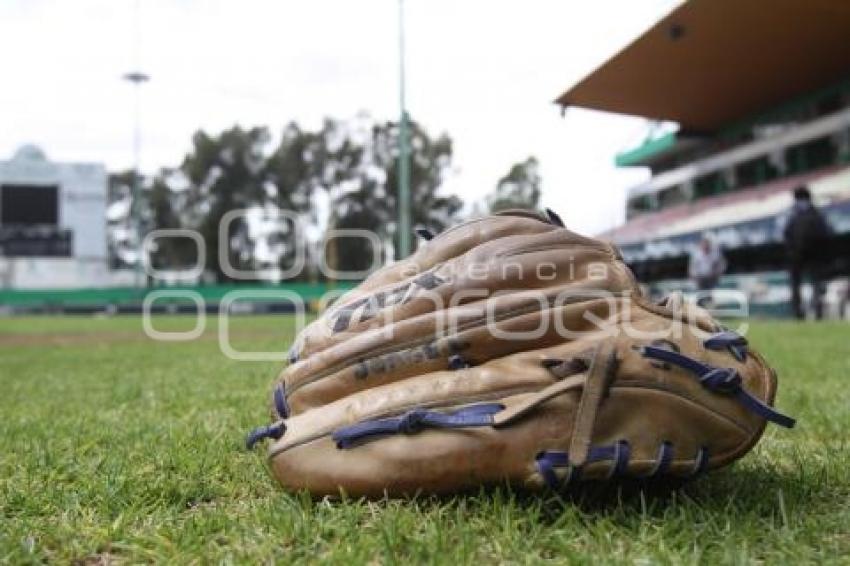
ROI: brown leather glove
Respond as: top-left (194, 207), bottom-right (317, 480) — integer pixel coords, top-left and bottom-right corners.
top-left (247, 210), bottom-right (795, 497)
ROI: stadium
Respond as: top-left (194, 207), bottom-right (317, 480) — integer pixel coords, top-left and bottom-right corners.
top-left (557, 0), bottom-right (850, 318)
top-left (1, 0), bottom-right (848, 563)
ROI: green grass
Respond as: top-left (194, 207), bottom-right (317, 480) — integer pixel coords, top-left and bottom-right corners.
top-left (1, 316), bottom-right (848, 563)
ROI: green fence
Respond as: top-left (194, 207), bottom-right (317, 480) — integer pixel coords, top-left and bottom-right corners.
top-left (0, 282), bottom-right (355, 309)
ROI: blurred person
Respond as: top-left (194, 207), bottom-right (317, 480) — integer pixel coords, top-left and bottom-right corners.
top-left (689, 235), bottom-right (727, 305)
top-left (783, 186), bottom-right (832, 320)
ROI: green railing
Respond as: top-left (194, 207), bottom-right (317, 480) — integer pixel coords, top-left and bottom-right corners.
top-left (615, 131), bottom-right (677, 167)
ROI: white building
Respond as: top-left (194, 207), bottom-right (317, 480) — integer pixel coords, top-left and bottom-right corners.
top-left (0, 145), bottom-right (109, 288)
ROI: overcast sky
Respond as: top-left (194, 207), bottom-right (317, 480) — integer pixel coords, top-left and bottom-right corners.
top-left (0, 0), bottom-right (681, 235)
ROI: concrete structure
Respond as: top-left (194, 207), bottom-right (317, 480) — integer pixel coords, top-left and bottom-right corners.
top-left (0, 145), bottom-right (109, 288)
top-left (557, 0), bottom-right (850, 316)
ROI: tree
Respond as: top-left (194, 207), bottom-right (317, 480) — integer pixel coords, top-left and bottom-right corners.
top-left (144, 171), bottom-right (201, 273)
top-left (177, 126), bottom-right (272, 281)
top-left (264, 122), bottom-right (329, 280)
top-left (266, 122), bottom-right (325, 214)
top-left (330, 116), bottom-right (462, 271)
top-left (487, 156), bottom-right (541, 213)
top-left (105, 170), bottom-right (137, 269)
top-left (123, 116), bottom-right (465, 282)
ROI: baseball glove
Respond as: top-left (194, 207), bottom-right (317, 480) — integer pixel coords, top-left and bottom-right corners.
top-left (247, 210), bottom-right (795, 497)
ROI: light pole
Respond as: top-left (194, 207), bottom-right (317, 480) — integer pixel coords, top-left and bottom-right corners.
top-left (123, 70), bottom-right (149, 288)
top-left (397, 0), bottom-right (412, 259)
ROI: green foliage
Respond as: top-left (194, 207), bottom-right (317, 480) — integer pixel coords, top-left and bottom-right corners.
top-left (181, 126), bottom-right (274, 280)
top-left (1, 318), bottom-right (848, 563)
top-left (138, 116), bottom-right (463, 280)
top-left (331, 117), bottom-right (462, 268)
top-left (265, 122), bottom-right (325, 213)
top-left (107, 170), bottom-right (136, 205)
top-left (487, 156), bottom-right (542, 213)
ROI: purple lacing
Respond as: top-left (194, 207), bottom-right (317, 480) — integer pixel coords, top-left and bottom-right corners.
top-left (332, 403), bottom-right (504, 449)
top-left (273, 383), bottom-right (290, 419)
top-left (704, 330), bottom-right (748, 362)
top-left (287, 344), bottom-right (299, 364)
top-left (612, 440), bottom-right (631, 477)
top-left (536, 450), bottom-right (572, 489)
top-left (651, 441), bottom-right (674, 477)
top-left (536, 441), bottom-right (706, 489)
top-left (545, 208), bottom-right (565, 227)
top-left (416, 227), bottom-right (435, 241)
top-left (448, 354), bottom-right (470, 370)
top-left (536, 443), bottom-right (628, 489)
top-left (690, 445), bottom-right (710, 476)
top-left (245, 421), bottom-right (285, 450)
top-left (640, 345), bottom-right (796, 428)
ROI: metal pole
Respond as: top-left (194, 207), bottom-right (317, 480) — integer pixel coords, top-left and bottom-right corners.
top-left (397, 0), bottom-right (412, 259)
top-left (132, 79), bottom-right (143, 288)
top-left (124, 0), bottom-right (149, 288)
top-left (124, 72), bottom-right (149, 288)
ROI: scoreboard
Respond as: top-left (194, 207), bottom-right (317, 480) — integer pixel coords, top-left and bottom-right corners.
top-left (0, 183), bottom-right (72, 257)
top-left (0, 145), bottom-right (107, 288)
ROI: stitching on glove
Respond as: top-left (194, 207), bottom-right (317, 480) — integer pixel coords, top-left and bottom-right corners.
top-left (612, 381), bottom-right (751, 433)
top-left (332, 403), bottom-right (504, 449)
top-left (273, 383), bottom-right (290, 419)
top-left (285, 292), bottom-right (614, 396)
top-left (492, 373), bottom-right (588, 427)
top-left (545, 208), bottom-right (565, 227)
top-left (644, 441), bottom-right (674, 478)
top-left (268, 385), bottom-right (546, 457)
top-left (536, 441), bottom-right (707, 490)
top-left (542, 355), bottom-right (589, 378)
top-left (703, 330), bottom-right (748, 362)
top-left (245, 421), bottom-right (286, 450)
top-left (447, 354), bottom-right (471, 370)
top-left (639, 345), bottom-right (795, 428)
top-left (285, 300), bottom-right (550, 394)
top-left (689, 446), bottom-right (710, 477)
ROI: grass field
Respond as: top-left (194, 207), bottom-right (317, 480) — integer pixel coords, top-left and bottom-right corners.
top-left (1, 315), bottom-right (849, 563)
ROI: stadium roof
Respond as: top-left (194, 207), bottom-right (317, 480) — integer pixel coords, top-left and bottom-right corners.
top-left (556, 0), bottom-right (850, 132)
top-left (600, 166), bottom-right (846, 245)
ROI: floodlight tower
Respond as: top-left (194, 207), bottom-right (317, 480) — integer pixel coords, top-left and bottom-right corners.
top-left (123, 0), bottom-right (149, 288)
top-left (397, 0), bottom-right (412, 259)
top-left (123, 70), bottom-right (149, 288)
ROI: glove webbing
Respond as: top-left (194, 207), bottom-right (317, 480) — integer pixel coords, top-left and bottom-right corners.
top-left (491, 343), bottom-right (614, 434)
top-left (326, 344), bottom-right (617, 450)
top-left (494, 342), bottom-right (620, 468)
top-left (567, 342), bottom-right (619, 467)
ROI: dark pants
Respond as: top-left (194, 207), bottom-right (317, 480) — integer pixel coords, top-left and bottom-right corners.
top-left (790, 261), bottom-right (826, 320)
top-left (695, 276), bottom-right (719, 308)
top-left (696, 276), bottom-right (719, 291)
